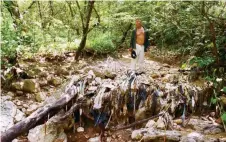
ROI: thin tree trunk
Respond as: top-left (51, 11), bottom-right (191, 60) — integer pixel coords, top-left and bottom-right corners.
top-left (75, 1), bottom-right (95, 60)
top-left (4, 1), bottom-right (20, 28)
top-left (49, 1), bottom-right (54, 16)
top-left (210, 22), bottom-right (219, 66)
top-left (118, 23), bottom-right (133, 48)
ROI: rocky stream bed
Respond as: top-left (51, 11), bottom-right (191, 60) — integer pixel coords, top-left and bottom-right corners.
top-left (1, 52), bottom-right (226, 142)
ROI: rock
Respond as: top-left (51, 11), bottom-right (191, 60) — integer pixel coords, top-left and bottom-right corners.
top-left (106, 137), bottom-right (112, 142)
top-left (203, 125), bottom-right (223, 134)
top-left (84, 134), bottom-right (90, 139)
top-left (209, 112), bottom-right (215, 117)
top-left (88, 136), bottom-right (100, 142)
top-left (61, 68), bottom-right (70, 76)
top-left (131, 129), bottom-right (147, 140)
top-left (0, 101), bottom-right (17, 132)
top-left (7, 92), bottom-right (15, 97)
top-left (55, 131), bottom-right (67, 142)
top-left (38, 79), bottom-right (48, 87)
top-left (180, 132), bottom-right (204, 142)
top-left (26, 104), bottom-right (38, 115)
top-left (16, 90), bottom-right (24, 95)
top-left (219, 137), bottom-right (226, 142)
top-left (1, 95), bottom-right (12, 101)
top-left (88, 86), bottom-right (98, 91)
top-left (204, 137), bottom-right (219, 142)
top-left (23, 79), bottom-right (40, 93)
top-left (16, 101), bottom-right (22, 106)
top-left (135, 107), bottom-right (146, 120)
top-left (156, 116), bottom-right (165, 129)
top-left (95, 77), bottom-right (102, 84)
top-left (220, 96), bottom-right (226, 107)
top-left (23, 104), bottom-right (29, 108)
top-left (188, 118), bottom-right (212, 132)
top-left (77, 127), bottom-right (84, 132)
top-left (39, 71), bottom-right (48, 78)
top-left (22, 108), bottom-right (26, 113)
top-left (145, 120), bottom-right (156, 128)
top-left (163, 130), bottom-right (182, 141)
top-left (50, 77), bottom-right (62, 86)
top-left (15, 109), bottom-right (25, 122)
top-left (12, 139), bottom-right (19, 142)
top-left (26, 70), bottom-right (37, 78)
top-left (55, 68), bottom-right (69, 76)
top-left (88, 70), bottom-right (96, 78)
top-left (35, 92), bottom-right (47, 102)
top-left (173, 119), bottom-right (183, 125)
top-left (151, 73), bottom-right (160, 79)
top-left (105, 72), bottom-right (117, 79)
top-left (112, 135), bottom-right (116, 139)
top-left (133, 128), bottom-right (182, 141)
top-left (163, 63), bottom-right (170, 68)
top-left (28, 121), bottom-right (67, 142)
top-left (12, 82), bottom-right (24, 90)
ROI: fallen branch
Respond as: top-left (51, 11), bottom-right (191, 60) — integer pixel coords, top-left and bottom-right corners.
top-left (1, 76), bottom-right (80, 142)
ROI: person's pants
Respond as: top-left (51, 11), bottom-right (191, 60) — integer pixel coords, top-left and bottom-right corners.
top-left (130, 44), bottom-right (144, 71)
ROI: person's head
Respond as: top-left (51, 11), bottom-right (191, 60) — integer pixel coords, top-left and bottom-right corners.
top-left (135, 19), bottom-right (142, 29)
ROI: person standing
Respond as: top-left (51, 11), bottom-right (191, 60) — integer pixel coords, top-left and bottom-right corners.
top-left (129, 19), bottom-right (151, 73)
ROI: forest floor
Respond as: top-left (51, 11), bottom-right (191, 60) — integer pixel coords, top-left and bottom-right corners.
top-left (1, 51), bottom-right (226, 142)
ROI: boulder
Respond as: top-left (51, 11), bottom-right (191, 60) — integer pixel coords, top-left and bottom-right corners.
top-left (35, 92), bottom-right (47, 102)
top-left (88, 136), bottom-right (101, 142)
top-left (39, 79), bottom-right (48, 87)
top-left (50, 77), bottom-right (62, 86)
top-left (203, 125), bottom-right (223, 134)
top-left (26, 104), bottom-right (39, 115)
top-left (23, 79), bottom-right (40, 93)
top-left (12, 82), bottom-right (24, 90)
top-left (156, 116), bottom-right (165, 130)
top-left (7, 92), bottom-right (15, 97)
top-left (220, 96), bottom-right (226, 107)
top-left (135, 107), bottom-right (147, 121)
top-left (27, 121), bottom-right (67, 142)
top-left (0, 101), bottom-right (17, 132)
top-left (151, 73), bottom-right (160, 79)
top-left (15, 109), bottom-right (25, 122)
top-left (16, 90), bottom-right (24, 96)
top-left (188, 118), bottom-right (223, 134)
top-left (39, 71), bottom-right (48, 78)
top-left (180, 132), bottom-right (204, 142)
top-left (1, 95), bottom-right (12, 101)
top-left (131, 128), bottom-right (147, 140)
top-left (145, 120), bottom-right (156, 128)
top-left (132, 128), bottom-right (182, 141)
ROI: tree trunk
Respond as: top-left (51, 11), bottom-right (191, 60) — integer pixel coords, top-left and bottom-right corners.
top-left (118, 23), bottom-right (133, 48)
top-left (75, 1), bottom-right (95, 60)
top-left (37, 1), bottom-right (44, 29)
top-left (209, 22), bottom-right (219, 66)
top-left (49, 1), bottom-right (54, 16)
top-left (4, 1), bottom-right (21, 28)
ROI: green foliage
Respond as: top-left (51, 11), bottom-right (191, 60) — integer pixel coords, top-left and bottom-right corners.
top-left (221, 112), bottom-right (226, 124)
top-left (223, 87), bottom-right (226, 93)
top-left (1, 11), bottom-right (19, 59)
top-left (210, 97), bottom-right (217, 105)
top-left (89, 33), bottom-right (116, 54)
top-left (189, 56), bottom-right (215, 68)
